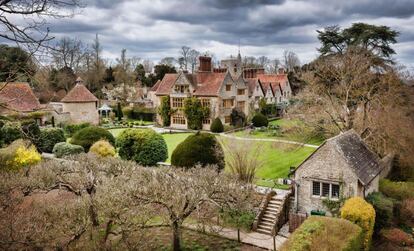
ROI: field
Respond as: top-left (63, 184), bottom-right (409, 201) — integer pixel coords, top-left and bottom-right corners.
top-left (109, 127), bottom-right (315, 188)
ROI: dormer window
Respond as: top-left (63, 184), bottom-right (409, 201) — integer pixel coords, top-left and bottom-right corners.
top-left (174, 85), bottom-right (188, 93)
top-left (226, 85), bottom-right (232, 91)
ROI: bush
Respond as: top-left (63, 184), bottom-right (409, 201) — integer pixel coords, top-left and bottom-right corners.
top-left (0, 121), bottom-right (22, 146)
top-left (251, 113), bottom-right (268, 127)
top-left (0, 139), bottom-right (41, 170)
top-left (380, 179), bottom-right (414, 201)
top-left (20, 119), bottom-right (40, 142)
top-left (366, 192), bottom-right (394, 234)
top-left (70, 126), bottom-right (115, 152)
top-left (52, 142), bottom-right (84, 158)
top-left (183, 97), bottom-right (210, 130)
top-left (116, 129), bottom-right (167, 166)
top-left (380, 228), bottom-right (414, 247)
top-left (63, 123), bottom-right (90, 137)
top-left (280, 216), bottom-right (363, 251)
top-left (124, 106), bottom-right (155, 121)
top-left (341, 197), bottom-right (375, 251)
top-left (171, 132), bottom-right (225, 170)
top-left (221, 209), bottom-right (255, 231)
top-left (159, 96), bottom-right (171, 126)
top-left (210, 118), bottom-right (224, 133)
top-left (38, 128), bottom-right (66, 153)
top-left (230, 108), bottom-right (246, 127)
top-left (89, 140), bottom-right (116, 157)
top-left (400, 199), bottom-right (414, 227)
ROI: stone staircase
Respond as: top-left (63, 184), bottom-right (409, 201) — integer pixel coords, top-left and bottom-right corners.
top-left (256, 195), bottom-right (284, 235)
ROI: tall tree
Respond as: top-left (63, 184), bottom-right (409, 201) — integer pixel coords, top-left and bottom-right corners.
top-left (160, 57), bottom-right (177, 67)
top-left (188, 49), bottom-right (200, 73)
top-left (51, 37), bottom-right (85, 71)
top-left (0, 45), bottom-right (36, 82)
top-left (179, 46), bottom-right (191, 70)
top-left (317, 23), bottom-right (399, 60)
top-left (283, 50), bottom-right (300, 72)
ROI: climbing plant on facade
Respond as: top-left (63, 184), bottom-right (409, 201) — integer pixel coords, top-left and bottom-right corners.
top-left (183, 97), bottom-right (210, 130)
top-left (158, 96), bottom-right (172, 126)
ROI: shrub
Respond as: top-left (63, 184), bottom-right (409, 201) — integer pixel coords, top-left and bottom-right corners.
top-left (159, 96), bottom-right (171, 126)
top-left (124, 106), bottom-right (155, 121)
top-left (280, 216), bottom-right (363, 251)
top-left (366, 192), bottom-right (394, 234)
top-left (116, 129), bottom-right (167, 166)
top-left (183, 97), bottom-right (210, 130)
top-left (221, 209), bottom-right (255, 231)
top-left (20, 119), bottom-right (41, 142)
top-left (400, 199), bottom-right (414, 227)
top-left (230, 108), bottom-right (246, 127)
top-left (70, 126), bottom-right (115, 152)
top-left (0, 139), bottom-right (41, 170)
top-left (210, 118), bottom-right (224, 133)
top-left (341, 197), bottom-right (375, 251)
top-left (89, 140), bottom-right (116, 157)
top-left (63, 123), bottom-right (90, 137)
top-left (380, 228), bottom-right (414, 246)
top-left (38, 128), bottom-right (66, 153)
top-left (380, 179), bottom-right (414, 201)
top-left (251, 113), bottom-right (268, 127)
top-left (52, 142), bottom-right (84, 158)
top-left (171, 132), bottom-right (225, 170)
top-left (0, 121), bottom-right (22, 146)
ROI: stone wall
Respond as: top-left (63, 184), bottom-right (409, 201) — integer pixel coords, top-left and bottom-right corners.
top-left (62, 102), bottom-right (99, 125)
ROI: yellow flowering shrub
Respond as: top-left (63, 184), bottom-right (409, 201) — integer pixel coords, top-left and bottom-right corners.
top-left (89, 140), bottom-right (116, 157)
top-left (341, 197), bottom-right (375, 251)
top-left (0, 140), bottom-right (41, 170)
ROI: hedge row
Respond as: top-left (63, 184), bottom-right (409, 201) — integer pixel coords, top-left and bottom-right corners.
top-left (122, 107), bottom-right (155, 121)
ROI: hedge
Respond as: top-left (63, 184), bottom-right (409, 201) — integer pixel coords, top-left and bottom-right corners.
top-left (280, 216), bottom-right (363, 251)
top-left (366, 192), bottom-right (394, 234)
top-left (116, 129), bottom-right (168, 166)
top-left (70, 126), bottom-right (115, 152)
top-left (171, 132), bottom-right (225, 170)
top-left (379, 179), bottom-right (414, 201)
top-left (341, 197), bottom-right (375, 251)
top-left (251, 113), bottom-right (268, 127)
top-left (38, 128), bottom-right (66, 153)
top-left (0, 121), bottom-right (22, 146)
top-left (53, 142), bottom-right (84, 158)
top-left (89, 140), bottom-right (116, 157)
top-left (210, 118), bottom-right (224, 133)
top-left (123, 106), bottom-right (155, 121)
top-left (63, 123), bottom-right (90, 137)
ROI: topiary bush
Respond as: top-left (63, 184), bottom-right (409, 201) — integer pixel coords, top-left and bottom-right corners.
top-left (341, 197), bottom-right (375, 251)
top-left (210, 118), bottom-right (224, 133)
top-left (38, 128), bottom-right (66, 153)
top-left (89, 140), bottom-right (116, 157)
top-left (366, 192), bottom-right (394, 234)
top-left (63, 122), bottom-right (90, 137)
top-left (116, 129), bottom-right (168, 166)
top-left (52, 142), bottom-right (84, 158)
top-left (171, 132), bottom-right (225, 170)
top-left (70, 126), bottom-right (115, 152)
top-left (0, 139), bottom-right (41, 170)
top-left (251, 113), bottom-right (268, 127)
top-left (0, 121), bottom-right (22, 146)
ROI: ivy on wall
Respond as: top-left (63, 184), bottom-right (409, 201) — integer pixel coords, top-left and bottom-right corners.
top-left (158, 96), bottom-right (171, 126)
top-left (183, 97), bottom-right (210, 130)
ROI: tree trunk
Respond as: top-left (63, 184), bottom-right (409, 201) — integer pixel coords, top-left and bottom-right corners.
top-left (172, 221), bottom-right (181, 251)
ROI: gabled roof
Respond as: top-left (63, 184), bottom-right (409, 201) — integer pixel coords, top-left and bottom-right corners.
top-left (246, 78), bottom-right (260, 96)
top-left (0, 82), bottom-right (42, 112)
top-left (271, 83), bottom-right (282, 95)
top-left (257, 73), bottom-right (289, 91)
top-left (295, 130), bottom-right (382, 186)
top-left (261, 81), bottom-right (274, 96)
top-left (154, 73), bottom-right (179, 95)
top-left (194, 72), bottom-right (226, 96)
top-left (150, 80), bottom-right (161, 92)
top-left (61, 83), bottom-right (98, 103)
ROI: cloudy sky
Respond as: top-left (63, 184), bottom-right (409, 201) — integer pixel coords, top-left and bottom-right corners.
top-left (20, 0), bottom-right (414, 67)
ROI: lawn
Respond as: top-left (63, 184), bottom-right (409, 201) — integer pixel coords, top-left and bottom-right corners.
top-left (108, 128), bottom-right (315, 188)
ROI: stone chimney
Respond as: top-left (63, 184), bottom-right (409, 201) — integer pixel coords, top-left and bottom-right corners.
top-left (198, 56), bottom-right (212, 72)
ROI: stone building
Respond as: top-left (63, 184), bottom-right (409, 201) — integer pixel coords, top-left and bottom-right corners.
top-left (292, 130), bottom-right (383, 216)
top-left (0, 82), bottom-right (43, 115)
top-left (61, 78), bottom-right (99, 125)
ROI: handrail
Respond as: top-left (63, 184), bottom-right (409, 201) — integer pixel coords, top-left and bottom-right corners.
top-left (252, 190), bottom-right (276, 231)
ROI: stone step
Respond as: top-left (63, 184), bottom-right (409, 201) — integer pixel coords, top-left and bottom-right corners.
top-left (258, 224), bottom-right (273, 230)
top-left (262, 215), bottom-right (276, 222)
top-left (266, 204), bottom-right (281, 210)
top-left (259, 220), bottom-right (274, 227)
top-left (256, 228), bottom-right (272, 235)
top-left (264, 211), bottom-right (278, 217)
top-left (265, 207), bottom-right (280, 213)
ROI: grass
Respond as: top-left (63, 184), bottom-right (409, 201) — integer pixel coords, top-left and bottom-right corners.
top-left (108, 128), bottom-right (315, 188)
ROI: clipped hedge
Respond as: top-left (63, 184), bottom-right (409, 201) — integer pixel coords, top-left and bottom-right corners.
top-left (70, 126), bottom-right (115, 152)
top-left (89, 140), bottom-right (116, 157)
top-left (341, 197), bottom-right (375, 251)
top-left (210, 117), bottom-right (224, 133)
top-left (251, 113), bottom-right (268, 127)
top-left (123, 106), bottom-right (155, 121)
top-left (53, 142), bottom-right (84, 158)
top-left (63, 122), bottom-right (90, 137)
top-left (171, 132), bottom-right (225, 170)
top-left (379, 179), bottom-right (414, 201)
top-left (0, 121), bottom-right (22, 146)
top-left (38, 128), bottom-right (66, 153)
top-left (366, 192), bottom-right (394, 234)
top-left (280, 216), bottom-right (363, 251)
top-left (116, 129), bottom-right (168, 166)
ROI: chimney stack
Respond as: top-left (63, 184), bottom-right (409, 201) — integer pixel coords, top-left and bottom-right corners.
top-left (198, 56), bottom-right (212, 72)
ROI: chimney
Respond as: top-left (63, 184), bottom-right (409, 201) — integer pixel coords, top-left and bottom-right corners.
top-left (198, 56), bottom-right (212, 72)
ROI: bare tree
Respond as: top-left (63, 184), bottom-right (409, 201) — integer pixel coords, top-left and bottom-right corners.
top-left (142, 59), bottom-right (154, 73)
top-left (256, 56), bottom-right (270, 69)
top-left (188, 49), bottom-right (200, 73)
top-left (283, 50), bottom-right (300, 72)
top-left (51, 37), bottom-right (85, 71)
top-left (179, 46), bottom-right (191, 71)
top-left (268, 58), bottom-right (281, 73)
top-left (0, 0), bottom-right (82, 51)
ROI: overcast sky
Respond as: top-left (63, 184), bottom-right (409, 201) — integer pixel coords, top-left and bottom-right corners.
top-left (24, 0), bottom-right (414, 67)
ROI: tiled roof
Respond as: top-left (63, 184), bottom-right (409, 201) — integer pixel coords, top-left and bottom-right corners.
top-left (0, 82), bottom-right (42, 112)
top-left (245, 78), bottom-right (258, 96)
top-left (257, 73), bottom-right (289, 90)
top-left (150, 80), bottom-right (161, 92)
top-left (271, 83), bottom-right (282, 95)
top-left (61, 83), bottom-right (98, 103)
top-left (155, 72), bottom-right (226, 97)
top-left (260, 81), bottom-right (274, 96)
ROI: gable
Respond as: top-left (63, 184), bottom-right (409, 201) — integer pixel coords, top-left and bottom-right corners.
top-left (0, 82), bottom-right (41, 112)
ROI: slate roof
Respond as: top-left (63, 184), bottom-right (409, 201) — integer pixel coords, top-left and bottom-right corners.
top-left (333, 130), bottom-right (382, 185)
top-left (0, 82), bottom-right (42, 112)
top-left (61, 83), bottom-right (98, 103)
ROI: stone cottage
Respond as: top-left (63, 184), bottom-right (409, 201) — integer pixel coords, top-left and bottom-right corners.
top-left (293, 130), bottom-right (383, 215)
top-left (61, 77), bottom-right (99, 125)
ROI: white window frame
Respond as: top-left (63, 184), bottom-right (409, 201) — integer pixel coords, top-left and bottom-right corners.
top-left (311, 180), bottom-right (340, 200)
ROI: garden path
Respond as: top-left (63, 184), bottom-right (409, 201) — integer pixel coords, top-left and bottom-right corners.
top-left (219, 133), bottom-right (319, 148)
